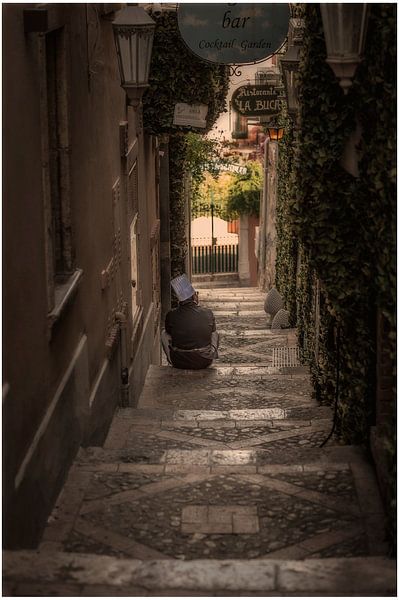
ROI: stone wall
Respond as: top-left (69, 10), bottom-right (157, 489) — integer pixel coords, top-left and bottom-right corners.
top-left (263, 141), bottom-right (279, 291)
top-left (3, 4), bottom-right (160, 547)
top-left (370, 312), bottom-right (396, 508)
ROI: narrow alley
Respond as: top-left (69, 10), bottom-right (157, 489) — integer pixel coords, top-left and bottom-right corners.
top-left (3, 3), bottom-right (396, 596)
top-left (4, 285), bottom-right (395, 596)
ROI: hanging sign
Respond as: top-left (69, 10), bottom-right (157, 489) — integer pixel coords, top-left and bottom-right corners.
top-left (206, 161), bottom-right (248, 175)
top-left (232, 84), bottom-right (286, 117)
top-left (177, 4), bottom-right (290, 65)
top-left (173, 103), bottom-right (208, 128)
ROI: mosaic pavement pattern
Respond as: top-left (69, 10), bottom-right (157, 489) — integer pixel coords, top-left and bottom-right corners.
top-left (42, 460), bottom-right (383, 563)
top-left (24, 285), bottom-right (389, 596)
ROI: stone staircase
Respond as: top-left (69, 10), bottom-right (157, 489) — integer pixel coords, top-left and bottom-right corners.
top-left (4, 287), bottom-right (396, 596)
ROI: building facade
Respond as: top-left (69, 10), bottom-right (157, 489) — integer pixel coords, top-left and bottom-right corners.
top-left (3, 4), bottom-right (161, 548)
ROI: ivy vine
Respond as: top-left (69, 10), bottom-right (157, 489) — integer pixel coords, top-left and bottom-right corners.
top-left (275, 117), bottom-right (298, 325)
top-left (142, 9), bottom-right (229, 289)
top-left (276, 3), bottom-right (396, 548)
top-left (143, 10), bottom-right (229, 135)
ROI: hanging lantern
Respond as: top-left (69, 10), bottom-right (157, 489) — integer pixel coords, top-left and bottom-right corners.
top-left (279, 44), bottom-right (301, 118)
top-left (267, 124), bottom-right (284, 142)
top-left (320, 4), bottom-right (369, 94)
top-left (113, 6), bottom-right (156, 107)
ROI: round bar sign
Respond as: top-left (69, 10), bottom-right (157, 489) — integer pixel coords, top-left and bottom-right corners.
top-left (178, 4), bottom-right (290, 65)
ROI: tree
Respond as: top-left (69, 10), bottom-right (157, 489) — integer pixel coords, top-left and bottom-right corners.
top-left (225, 161), bottom-right (263, 219)
top-left (186, 133), bottom-right (232, 219)
top-left (192, 172), bottom-right (234, 219)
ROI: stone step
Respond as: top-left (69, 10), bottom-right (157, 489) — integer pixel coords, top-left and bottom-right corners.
top-left (102, 406), bottom-right (334, 455)
top-left (213, 318), bottom-right (272, 331)
top-left (5, 552), bottom-right (395, 596)
top-left (200, 302), bottom-right (265, 310)
top-left (192, 274), bottom-right (240, 280)
top-left (138, 365), bottom-right (313, 411)
top-left (217, 329), bottom-right (272, 336)
top-left (36, 441), bottom-right (387, 565)
top-left (200, 293), bottom-right (264, 298)
top-left (212, 310), bottom-right (267, 317)
top-left (144, 364), bottom-right (310, 379)
top-left (209, 364), bottom-right (309, 373)
top-left (114, 405), bottom-right (332, 422)
top-left (75, 444), bottom-right (368, 470)
top-left (201, 298), bottom-right (265, 304)
top-left (199, 288), bottom-right (265, 293)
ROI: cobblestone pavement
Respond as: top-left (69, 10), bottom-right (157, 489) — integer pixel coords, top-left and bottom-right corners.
top-left (5, 286), bottom-right (392, 596)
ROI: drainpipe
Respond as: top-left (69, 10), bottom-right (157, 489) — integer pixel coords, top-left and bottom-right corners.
top-left (115, 309), bottom-right (129, 407)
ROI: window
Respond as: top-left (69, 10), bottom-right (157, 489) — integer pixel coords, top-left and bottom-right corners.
top-left (255, 69), bottom-right (268, 85)
top-left (130, 213), bottom-right (139, 319)
top-left (127, 152), bottom-right (141, 321)
top-left (40, 28), bottom-right (80, 322)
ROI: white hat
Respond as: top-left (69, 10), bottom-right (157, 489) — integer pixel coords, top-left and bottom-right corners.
top-left (171, 274), bottom-right (196, 302)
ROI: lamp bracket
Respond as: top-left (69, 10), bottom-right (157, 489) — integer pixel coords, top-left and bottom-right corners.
top-left (115, 26), bottom-right (155, 39)
top-left (123, 84), bottom-right (149, 109)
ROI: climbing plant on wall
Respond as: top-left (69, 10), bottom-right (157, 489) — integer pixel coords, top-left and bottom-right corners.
top-left (143, 10), bottom-right (229, 283)
top-left (275, 117), bottom-right (298, 324)
top-left (355, 3), bottom-right (397, 545)
top-left (295, 3), bottom-right (395, 437)
top-left (168, 134), bottom-right (189, 280)
top-left (275, 3), bottom-right (396, 547)
top-left (143, 10), bottom-right (229, 135)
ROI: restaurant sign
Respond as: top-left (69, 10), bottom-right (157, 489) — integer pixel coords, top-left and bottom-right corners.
top-left (232, 84), bottom-right (286, 117)
top-left (178, 4), bottom-right (290, 65)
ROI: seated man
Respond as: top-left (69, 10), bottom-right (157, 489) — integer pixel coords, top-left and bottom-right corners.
top-left (161, 274), bottom-right (219, 370)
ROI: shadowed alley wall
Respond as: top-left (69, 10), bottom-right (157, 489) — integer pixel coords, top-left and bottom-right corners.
top-left (3, 4), bottom-right (160, 548)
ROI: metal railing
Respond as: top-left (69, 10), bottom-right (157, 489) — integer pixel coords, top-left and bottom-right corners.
top-left (192, 244), bottom-right (239, 274)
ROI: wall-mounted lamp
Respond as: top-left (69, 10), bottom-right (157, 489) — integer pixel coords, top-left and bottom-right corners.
top-left (279, 15), bottom-right (304, 121)
top-left (320, 4), bottom-right (369, 94)
top-left (113, 6), bottom-right (155, 108)
top-left (279, 44), bottom-right (301, 119)
top-left (266, 124), bottom-right (284, 142)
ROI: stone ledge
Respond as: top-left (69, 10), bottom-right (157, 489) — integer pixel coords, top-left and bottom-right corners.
top-left (3, 552), bottom-right (396, 595)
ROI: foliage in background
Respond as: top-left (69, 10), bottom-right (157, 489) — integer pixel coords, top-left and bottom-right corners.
top-left (225, 161), bottom-right (263, 219)
top-left (144, 10), bottom-right (229, 296)
top-left (191, 172), bottom-right (234, 220)
top-left (185, 133), bottom-right (231, 219)
top-left (275, 3), bottom-right (396, 548)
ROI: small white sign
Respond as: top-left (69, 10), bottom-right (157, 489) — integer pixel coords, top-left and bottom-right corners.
top-left (207, 161), bottom-right (248, 175)
top-left (173, 103), bottom-right (208, 129)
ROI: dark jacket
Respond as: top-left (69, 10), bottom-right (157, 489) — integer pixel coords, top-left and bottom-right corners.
top-left (165, 300), bottom-right (217, 369)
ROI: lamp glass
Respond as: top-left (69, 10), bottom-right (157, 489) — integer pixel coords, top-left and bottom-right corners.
top-left (279, 44), bottom-right (300, 116)
top-left (113, 7), bottom-right (155, 88)
top-left (267, 126), bottom-right (284, 141)
top-left (320, 4), bottom-right (368, 92)
top-left (320, 4), bottom-right (368, 60)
